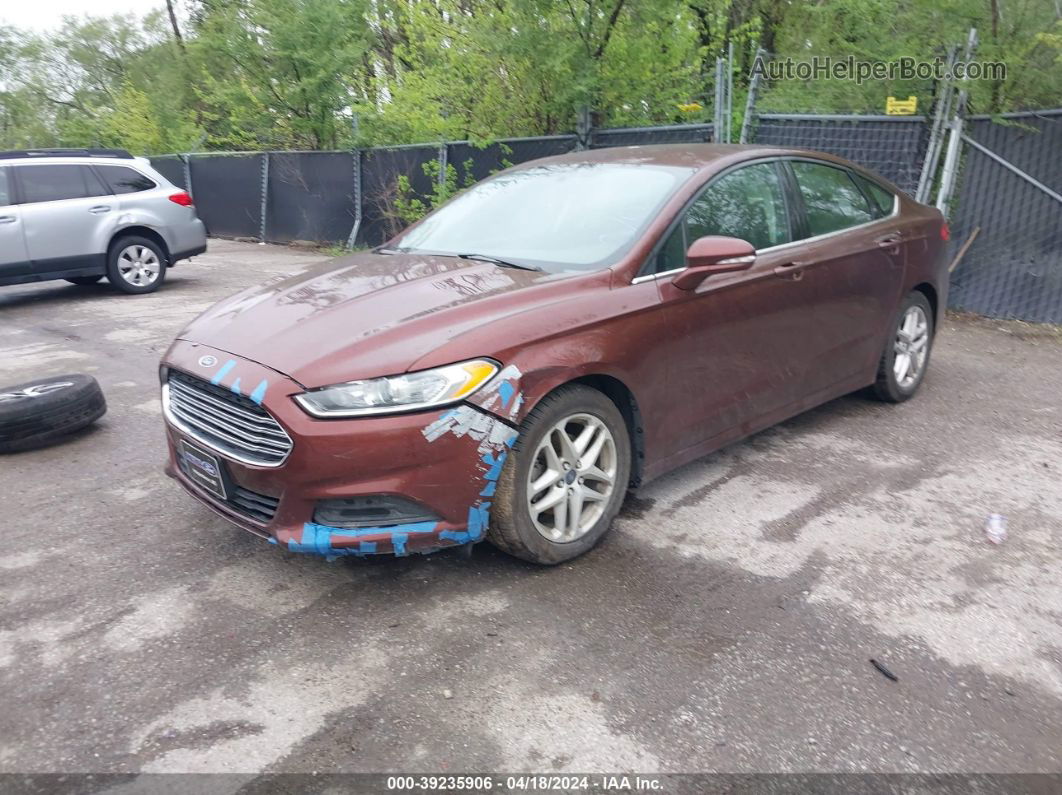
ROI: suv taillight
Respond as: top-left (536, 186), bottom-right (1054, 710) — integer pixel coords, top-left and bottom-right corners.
top-left (169, 192), bottom-right (193, 207)
top-left (940, 221), bottom-right (950, 241)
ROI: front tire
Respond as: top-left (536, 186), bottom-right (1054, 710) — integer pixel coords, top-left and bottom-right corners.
top-left (872, 291), bottom-right (934, 403)
top-left (106, 236), bottom-right (167, 294)
top-left (489, 385), bottom-right (631, 564)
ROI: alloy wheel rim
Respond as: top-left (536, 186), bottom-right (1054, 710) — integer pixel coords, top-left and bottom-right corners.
top-left (527, 412), bottom-right (617, 543)
top-left (893, 305), bottom-right (929, 389)
top-left (0, 381), bottom-right (73, 402)
top-left (118, 245), bottom-right (161, 287)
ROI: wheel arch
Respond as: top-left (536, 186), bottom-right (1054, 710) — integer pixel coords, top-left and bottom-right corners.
top-left (912, 282), bottom-right (939, 326)
top-left (109, 226), bottom-right (171, 264)
top-left (569, 374), bottom-right (645, 488)
top-left (505, 371), bottom-right (644, 489)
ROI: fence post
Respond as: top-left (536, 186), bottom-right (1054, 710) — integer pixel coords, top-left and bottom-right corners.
top-left (915, 45), bottom-right (957, 203)
top-left (575, 105), bottom-right (592, 150)
top-left (725, 42), bottom-right (734, 143)
top-left (257, 152), bottom-right (269, 244)
top-left (936, 28), bottom-right (977, 217)
top-left (740, 49), bottom-right (767, 144)
top-left (713, 58), bottom-right (724, 142)
top-left (346, 149), bottom-right (362, 250)
top-left (181, 154), bottom-right (193, 198)
top-left (437, 142), bottom-right (448, 190)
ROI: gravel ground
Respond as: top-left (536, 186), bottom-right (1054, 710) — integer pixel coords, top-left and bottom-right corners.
top-left (0, 239), bottom-right (1060, 780)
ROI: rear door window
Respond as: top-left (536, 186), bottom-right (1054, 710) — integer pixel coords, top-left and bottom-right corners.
top-left (17, 164), bottom-right (93, 204)
top-left (0, 168), bottom-right (10, 205)
top-left (97, 165), bottom-right (156, 194)
top-left (685, 163), bottom-right (791, 250)
top-left (790, 161), bottom-right (875, 236)
top-left (852, 173), bottom-right (896, 218)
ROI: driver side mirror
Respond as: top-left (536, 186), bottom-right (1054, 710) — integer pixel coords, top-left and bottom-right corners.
top-left (671, 236), bottom-right (756, 291)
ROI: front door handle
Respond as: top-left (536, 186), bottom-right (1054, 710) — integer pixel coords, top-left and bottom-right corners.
top-left (0, 215), bottom-right (16, 224)
top-left (88, 205), bottom-right (112, 214)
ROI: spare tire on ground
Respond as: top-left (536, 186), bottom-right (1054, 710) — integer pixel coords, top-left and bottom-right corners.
top-left (0, 374), bottom-right (107, 453)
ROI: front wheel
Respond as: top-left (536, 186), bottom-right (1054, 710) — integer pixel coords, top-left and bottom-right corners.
top-left (872, 291), bottom-right (934, 403)
top-left (489, 385), bottom-right (631, 564)
top-left (106, 236), bottom-right (167, 294)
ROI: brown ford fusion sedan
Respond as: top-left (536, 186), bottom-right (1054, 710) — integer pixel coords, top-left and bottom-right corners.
top-left (161, 144), bottom-right (947, 564)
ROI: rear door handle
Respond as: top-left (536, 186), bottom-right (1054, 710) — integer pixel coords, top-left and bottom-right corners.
top-left (875, 233), bottom-right (903, 252)
top-left (89, 205), bottom-right (112, 214)
top-left (773, 261), bottom-right (808, 281)
top-left (0, 215), bottom-right (16, 224)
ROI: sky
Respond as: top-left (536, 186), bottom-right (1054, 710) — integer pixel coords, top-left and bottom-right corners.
top-left (0, 0), bottom-right (164, 31)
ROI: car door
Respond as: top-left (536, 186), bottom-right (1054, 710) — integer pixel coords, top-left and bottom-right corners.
top-left (15, 163), bottom-right (116, 276)
top-left (0, 166), bottom-right (32, 280)
top-left (650, 160), bottom-right (817, 457)
top-left (782, 159), bottom-right (906, 397)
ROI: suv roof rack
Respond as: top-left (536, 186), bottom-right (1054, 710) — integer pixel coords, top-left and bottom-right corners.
top-left (0, 148), bottom-right (134, 161)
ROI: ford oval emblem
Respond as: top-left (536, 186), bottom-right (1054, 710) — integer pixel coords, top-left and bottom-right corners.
top-left (198, 355), bottom-right (218, 368)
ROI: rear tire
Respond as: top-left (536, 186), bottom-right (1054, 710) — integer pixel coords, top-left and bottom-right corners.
top-left (106, 236), bottom-right (167, 294)
top-left (65, 276), bottom-right (103, 286)
top-left (489, 385), bottom-right (631, 565)
top-left (0, 374), bottom-right (107, 453)
top-left (872, 291), bottom-right (934, 403)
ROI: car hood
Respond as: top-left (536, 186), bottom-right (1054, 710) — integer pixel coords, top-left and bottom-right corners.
top-left (176, 251), bottom-right (576, 387)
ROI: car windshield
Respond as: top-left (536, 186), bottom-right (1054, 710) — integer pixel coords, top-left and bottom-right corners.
top-left (391, 162), bottom-right (694, 272)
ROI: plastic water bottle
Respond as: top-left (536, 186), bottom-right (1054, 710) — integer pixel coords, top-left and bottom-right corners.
top-left (985, 514), bottom-right (1007, 544)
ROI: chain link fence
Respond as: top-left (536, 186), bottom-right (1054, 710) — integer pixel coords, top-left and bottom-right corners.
top-left (945, 111), bottom-right (1062, 323)
top-left (151, 112), bottom-right (1062, 323)
top-left (748, 114), bottom-right (928, 195)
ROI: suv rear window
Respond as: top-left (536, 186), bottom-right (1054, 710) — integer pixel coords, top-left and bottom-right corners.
top-left (98, 165), bottom-right (156, 194)
top-left (17, 164), bottom-right (96, 204)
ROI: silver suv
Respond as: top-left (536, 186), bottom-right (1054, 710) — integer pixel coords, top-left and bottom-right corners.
top-left (0, 148), bottom-right (206, 294)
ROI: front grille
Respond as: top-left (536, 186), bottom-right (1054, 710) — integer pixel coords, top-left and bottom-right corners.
top-left (229, 486), bottom-right (280, 523)
top-left (165, 370), bottom-right (293, 466)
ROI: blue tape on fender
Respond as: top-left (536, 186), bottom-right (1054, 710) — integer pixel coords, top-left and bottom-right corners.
top-left (498, 381), bottom-right (515, 407)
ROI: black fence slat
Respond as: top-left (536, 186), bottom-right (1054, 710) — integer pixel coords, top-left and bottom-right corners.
top-left (188, 154), bottom-right (262, 239)
top-left (266, 152), bottom-right (356, 244)
top-left (149, 155), bottom-right (186, 190)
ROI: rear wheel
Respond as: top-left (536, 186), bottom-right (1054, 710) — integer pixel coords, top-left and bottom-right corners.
top-left (489, 385), bottom-right (631, 564)
top-left (106, 236), bottom-right (167, 294)
top-left (872, 291), bottom-right (934, 402)
top-left (65, 275), bottom-right (103, 286)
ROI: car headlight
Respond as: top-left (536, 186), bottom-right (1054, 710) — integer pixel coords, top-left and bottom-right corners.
top-left (294, 359), bottom-right (499, 418)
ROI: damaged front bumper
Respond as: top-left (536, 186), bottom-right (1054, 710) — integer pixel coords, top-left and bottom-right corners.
top-left (161, 341), bottom-right (521, 559)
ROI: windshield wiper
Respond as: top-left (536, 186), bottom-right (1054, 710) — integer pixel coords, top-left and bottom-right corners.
top-left (373, 246), bottom-right (411, 255)
top-left (457, 253), bottom-right (543, 271)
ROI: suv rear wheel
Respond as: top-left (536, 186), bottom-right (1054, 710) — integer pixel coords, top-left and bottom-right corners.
top-left (489, 385), bottom-right (631, 564)
top-left (107, 235), bottom-right (167, 294)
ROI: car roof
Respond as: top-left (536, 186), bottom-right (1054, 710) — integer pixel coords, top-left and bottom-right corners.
top-left (515, 142), bottom-right (868, 172)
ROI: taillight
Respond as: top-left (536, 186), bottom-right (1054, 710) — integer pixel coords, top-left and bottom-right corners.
top-left (169, 191), bottom-right (193, 207)
top-left (940, 221), bottom-right (950, 241)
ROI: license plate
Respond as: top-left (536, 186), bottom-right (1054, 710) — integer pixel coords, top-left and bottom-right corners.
top-left (178, 439), bottom-right (228, 500)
